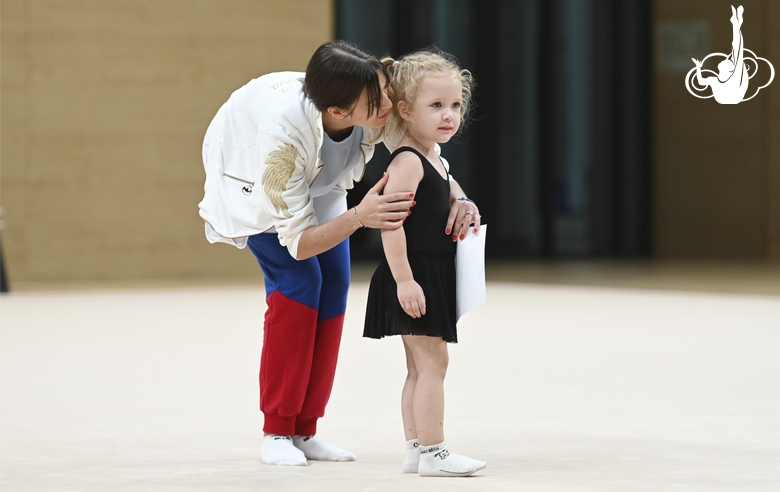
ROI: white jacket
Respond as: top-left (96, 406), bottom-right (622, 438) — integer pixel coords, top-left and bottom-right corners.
top-left (198, 72), bottom-right (381, 259)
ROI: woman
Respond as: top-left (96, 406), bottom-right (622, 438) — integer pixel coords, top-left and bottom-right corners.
top-left (198, 40), bottom-right (478, 467)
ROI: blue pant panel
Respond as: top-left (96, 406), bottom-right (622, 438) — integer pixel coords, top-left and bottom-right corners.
top-left (246, 233), bottom-right (350, 321)
top-left (314, 238), bottom-right (351, 320)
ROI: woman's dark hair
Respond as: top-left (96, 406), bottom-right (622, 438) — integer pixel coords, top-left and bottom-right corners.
top-left (303, 40), bottom-right (387, 118)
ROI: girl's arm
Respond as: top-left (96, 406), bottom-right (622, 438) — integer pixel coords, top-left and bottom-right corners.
top-left (381, 153), bottom-right (426, 318)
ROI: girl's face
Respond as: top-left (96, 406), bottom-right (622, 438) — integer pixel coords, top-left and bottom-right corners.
top-left (344, 71), bottom-right (392, 129)
top-left (404, 73), bottom-right (462, 143)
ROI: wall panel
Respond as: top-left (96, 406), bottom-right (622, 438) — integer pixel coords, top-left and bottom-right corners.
top-left (766, 0), bottom-right (780, 260)
top-left (653, 0), bottom-right (778, 258)
top-left (1, 0), bottom-right (334, 284)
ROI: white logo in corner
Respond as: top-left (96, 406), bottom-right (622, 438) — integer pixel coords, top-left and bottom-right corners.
top-left (685, 5), bottom-right (774, 104)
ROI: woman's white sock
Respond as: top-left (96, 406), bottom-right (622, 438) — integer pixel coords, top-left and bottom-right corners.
top-left (418, 442), bottom-right (486, 477)
top-left (260, 435), bottom-right (307, 466)
top-left (292, 435), bottom-right (356, 461)
top-left (402, 439), bottom-right (420, 473)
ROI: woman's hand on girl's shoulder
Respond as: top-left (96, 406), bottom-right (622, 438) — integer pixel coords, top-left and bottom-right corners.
top-left (384, 152), bottom-right (424, 194)
top-left (356, 173), bottom-right (415, 230)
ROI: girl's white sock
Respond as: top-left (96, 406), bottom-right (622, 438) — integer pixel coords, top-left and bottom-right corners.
top-left (418, 442), bottom-right (486, 477)
top-left (402, 439), bottom-right (420, 473)
top-left (292, 435), bottom-right (356, 461)
top-left (260, 435), bottom-right (307, 466)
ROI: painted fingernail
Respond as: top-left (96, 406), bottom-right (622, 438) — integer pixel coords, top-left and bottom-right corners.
top-left (409, 193), bottom-right (415, 197)
top-left (460, 234), bottom-right (465, 240)
top-left (412, 201), bottom-right (416, 206)
top-left (452, 235), bottom-right (457, 241)
top-left (407, 210), bottom-right (411, 215)
top-left (474, 228), bottom-right (478, 234)
top-left (445, 228), bottom-right (451, 234)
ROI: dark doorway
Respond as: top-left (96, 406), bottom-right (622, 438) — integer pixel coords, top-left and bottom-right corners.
top-left (339, 0), bottom-right (653, 260)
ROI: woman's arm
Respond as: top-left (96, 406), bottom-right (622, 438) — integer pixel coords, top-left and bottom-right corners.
top-left (445, 179), bottom-right (482, 241)
top-left (296, 173), bottom-right (414, 260)
top-left (380, 153), bottom-right (426, 318)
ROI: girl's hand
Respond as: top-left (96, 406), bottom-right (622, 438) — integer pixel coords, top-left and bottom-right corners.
top-left (356, 173), bottom-right (415, 230)
top-left (446, 197), bottom-right (481, 242)
top-left (397, 280), bottom-right (426, 318)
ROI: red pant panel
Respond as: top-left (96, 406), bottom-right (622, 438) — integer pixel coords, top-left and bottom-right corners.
top-left (295, 313), bottom-right (345, 436)
top-left (260, 291), bottom-right (345, 436)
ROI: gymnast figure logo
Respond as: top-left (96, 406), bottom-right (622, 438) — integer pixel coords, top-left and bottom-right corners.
top-left (685, 5), bottom-right (774, 104)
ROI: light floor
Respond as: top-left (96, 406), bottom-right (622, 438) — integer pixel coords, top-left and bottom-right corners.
top-left (1, 262), bottom-right (779, 491)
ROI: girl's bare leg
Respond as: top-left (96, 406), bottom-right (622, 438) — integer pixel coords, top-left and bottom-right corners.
top-left (401, 337), bottom-right (418, 441)
top-left (402, 334), bottom-right (486, 477)
top-left (401, 337), bottom-right (421, 473)
top-left (402, 335), bottom-right (448, 446)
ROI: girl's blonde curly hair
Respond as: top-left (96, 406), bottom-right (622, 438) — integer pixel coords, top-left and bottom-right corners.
top-left (381, 48), bottom-right (475, 147)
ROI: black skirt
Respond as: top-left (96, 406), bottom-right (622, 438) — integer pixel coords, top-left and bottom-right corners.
top-left (363, 250), bottom-right (457, 343)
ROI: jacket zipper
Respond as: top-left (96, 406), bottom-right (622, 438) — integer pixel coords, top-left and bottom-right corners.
top-left (223, 173), bottom-right (254, 186)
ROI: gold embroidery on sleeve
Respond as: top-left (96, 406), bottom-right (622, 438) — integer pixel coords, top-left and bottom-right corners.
top-left (262, 143), bottom-right (298, 218)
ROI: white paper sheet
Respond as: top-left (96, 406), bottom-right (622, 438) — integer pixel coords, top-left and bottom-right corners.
top-left (455, 224), bottom-right (487, 320)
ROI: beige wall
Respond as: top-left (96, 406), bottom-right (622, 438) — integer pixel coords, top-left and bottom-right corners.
top-left (4, 1), bottom-right (778, 288)
top-left (1, 0), bottom-right (334, 284)
top-left (653, 0), bottom-right (780, 259)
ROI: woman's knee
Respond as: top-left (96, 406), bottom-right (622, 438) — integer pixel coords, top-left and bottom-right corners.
top-left (268, 258), bottom-right (323, 310)
top-left (248, 234), bottom-right (324, 306)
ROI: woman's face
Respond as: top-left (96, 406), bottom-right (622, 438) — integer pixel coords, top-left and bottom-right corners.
top-left (344, 71), bottom-right (392, 129)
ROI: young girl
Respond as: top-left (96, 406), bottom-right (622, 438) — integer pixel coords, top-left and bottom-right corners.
top-left (363, 50), bottom-right (485, 477)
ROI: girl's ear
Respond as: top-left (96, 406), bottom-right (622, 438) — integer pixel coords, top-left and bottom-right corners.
top-left (397, 100), bottom-right (412, 121)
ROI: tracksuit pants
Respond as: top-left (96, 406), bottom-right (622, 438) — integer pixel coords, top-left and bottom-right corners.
top-left (247, 233), bottom-right (350, 437)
